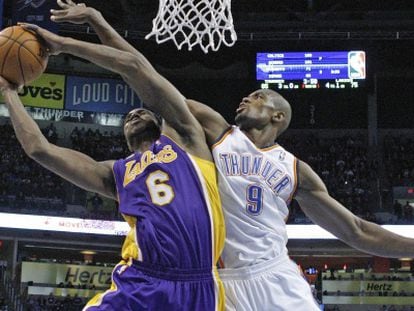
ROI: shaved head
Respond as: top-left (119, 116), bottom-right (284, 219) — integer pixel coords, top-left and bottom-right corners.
top-left (266, 90), bottom-right (292, 134)
top-left (234, 89), bottom-right (292, 138)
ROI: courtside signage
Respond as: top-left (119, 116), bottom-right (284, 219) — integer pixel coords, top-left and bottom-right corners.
top-left (65, 76), bottom-right (142, 113)
top-left (21, 261), bottom-right (113, 286)
top-left (322, 280), bottom-right (414, 305)
top-left (0, 104), bottom-right (124, 126)
top-left (323, 280), bottom-right (414, 292)
top-left (0, 213), bottom-right (413, 238)
top-left (0, 212), bottom-right (128, 236)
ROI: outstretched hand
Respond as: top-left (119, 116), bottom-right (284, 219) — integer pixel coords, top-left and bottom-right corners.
top-left (19, 23), bottom-right (64, 55)
top-left (51, 0), bottom-right (95, 24)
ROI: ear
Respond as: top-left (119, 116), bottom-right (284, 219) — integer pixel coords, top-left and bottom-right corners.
top-left (272, 111), bottom-right (285, 123)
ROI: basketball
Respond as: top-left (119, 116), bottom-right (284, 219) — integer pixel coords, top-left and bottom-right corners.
top-left (0, 25), bottom-right (48, 86)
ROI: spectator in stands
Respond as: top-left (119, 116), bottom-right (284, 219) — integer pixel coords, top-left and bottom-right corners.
top-left (87, 193), bottom-right (103, 214)
top-left (72, 294), bottom-right (83, 306)
top-left (393, 200), bottom-right (403, 220)
top-left (46, 292), bottom-right (56, 309)
top-left (44, 123), bottom-right (58, 144)
top-left (403, 201), bottom-right (413, 223)
top-left (63, 294), bottom-right (73, 307)
top-left (70, 126), bottom-right (80, 145)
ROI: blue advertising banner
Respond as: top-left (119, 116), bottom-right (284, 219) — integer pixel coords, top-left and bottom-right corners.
top-left (65, 76), bottom-right (142, 114)
top-left (12, 0), bottom-right (58, 33)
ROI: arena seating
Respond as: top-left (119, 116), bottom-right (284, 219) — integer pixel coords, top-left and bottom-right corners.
top-left (1, 122), bottom-right (413, 225)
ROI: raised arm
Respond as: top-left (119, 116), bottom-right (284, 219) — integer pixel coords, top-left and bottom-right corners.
top-left (186, 99), bottom-right (230, 146)
top-left (50, 0), bottom-right (138, 55)
top-left (0, 78), bottom-right (116, 200)
top-left (295, 159), bottom-right (414, 258)
top-left (52, 1), bottom-right (231, 147)
top-left (25, 24), bottom-right (211, 160)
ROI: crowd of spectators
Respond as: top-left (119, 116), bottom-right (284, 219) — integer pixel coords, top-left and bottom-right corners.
top-left (0, 124), bottom-right (66, 215)
top-left (69, 126), bottom-right (128, 161)
top-left (382, 133), bottom-right (414, 187)
top-left (26, 293), bottom-right (86, 311)
top-left (0, 121), bottom-right (413, 224)
top-left (380, 132), bottom-right (414, 224)
top-left (0, 123), bottom-right (124, 220)
top-left (279, 132), bottom-right (379, 224)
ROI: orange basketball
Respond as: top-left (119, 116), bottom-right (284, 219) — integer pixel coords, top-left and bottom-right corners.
top-left (0, 25), bottom-right (49, 86)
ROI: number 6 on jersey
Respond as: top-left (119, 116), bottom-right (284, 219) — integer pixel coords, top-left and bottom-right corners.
top-left (146, 170), bottom-right (175, 206)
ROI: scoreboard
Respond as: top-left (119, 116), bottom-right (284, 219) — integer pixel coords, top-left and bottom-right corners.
top-left (256, 51), bottom-right (366, 90)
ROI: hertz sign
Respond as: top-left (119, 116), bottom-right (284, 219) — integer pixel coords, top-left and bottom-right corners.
top-left (21, 261), bottom-right (113, 287)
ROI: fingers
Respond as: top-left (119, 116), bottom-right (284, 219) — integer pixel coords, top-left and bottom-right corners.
top-left (18, 23), bottom-right (48, 44)
top-left (50, 9), bottom-right (68, 16)
top-left (57, 0), bottom-right (70, 9)
top-left (65, 0), bottom-right (86, 7)
top-left (50, 9), bottom-right (68, 22)
top-left (17, 22), bottom-right (39, 31)
top-left (52, 0), bottom-right (87, 23)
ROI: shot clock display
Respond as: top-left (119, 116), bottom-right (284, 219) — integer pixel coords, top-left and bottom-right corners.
top-left (256, 51), bottom-right (366, 90)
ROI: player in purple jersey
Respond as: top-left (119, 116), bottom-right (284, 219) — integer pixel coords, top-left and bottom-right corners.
top-left (35, 1), bottom-right (414, 310)
top-left (1, 11), bottom-right (225, 311)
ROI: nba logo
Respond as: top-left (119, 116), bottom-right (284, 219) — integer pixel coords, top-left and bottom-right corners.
top-left (348, 51), bottom-right (366, 79)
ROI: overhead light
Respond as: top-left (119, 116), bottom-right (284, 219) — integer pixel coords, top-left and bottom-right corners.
top-left (80, 250), bottom-right (97, 255)
top-left (398, 258), bottom-right (413, 261)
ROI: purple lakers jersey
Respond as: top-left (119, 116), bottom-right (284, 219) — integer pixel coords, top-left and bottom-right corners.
top-left (113, 135), bottom-right (224, 270)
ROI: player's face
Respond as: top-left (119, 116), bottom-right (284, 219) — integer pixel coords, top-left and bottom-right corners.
top-left (235, 90), bottom-right (275, 128)
top-left (123, 108), bottom-right (161, 144)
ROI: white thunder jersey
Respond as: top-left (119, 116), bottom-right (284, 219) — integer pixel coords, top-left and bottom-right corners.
top-left (213, 126), bottom-right (298, 269)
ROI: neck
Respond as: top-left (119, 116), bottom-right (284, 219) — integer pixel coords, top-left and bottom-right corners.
top-left (131, 140), bottom-right (155, 153)
top-left (241, 127), bottom-right (278, 149)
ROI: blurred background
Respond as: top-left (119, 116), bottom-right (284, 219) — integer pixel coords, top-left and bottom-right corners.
top-left (0, 0), bottom-right (414, 310)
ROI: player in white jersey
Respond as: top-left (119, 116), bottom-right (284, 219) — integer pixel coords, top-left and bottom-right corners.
top-left (47, 3), bottom-right (414, 310)
top-left (186, 90), bottom-right (414, 310)
top-left (211, 125), bottom-right (319, 310)
top-left (213, 126), bottom-right (296, 268)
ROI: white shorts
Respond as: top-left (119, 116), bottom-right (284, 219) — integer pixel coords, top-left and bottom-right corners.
top-left (218, 255), bottom-right (321, 311)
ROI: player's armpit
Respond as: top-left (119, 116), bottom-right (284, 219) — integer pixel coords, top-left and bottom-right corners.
top-left (186, 99), bottom-right (230, 146)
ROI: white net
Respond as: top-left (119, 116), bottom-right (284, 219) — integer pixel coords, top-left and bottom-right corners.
top-left (145, 0), bottom-right (237, 53)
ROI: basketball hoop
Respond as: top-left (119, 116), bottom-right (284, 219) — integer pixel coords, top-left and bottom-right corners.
top-left (145, 0), bottom-right (237, 53)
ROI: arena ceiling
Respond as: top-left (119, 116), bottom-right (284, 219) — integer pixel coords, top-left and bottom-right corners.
top-left (61, 0), bottom-right (414, 40)
top-left (4, 0), bottom-right (414, 40)
top-left (3, 1), bottom-right (414, 75)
